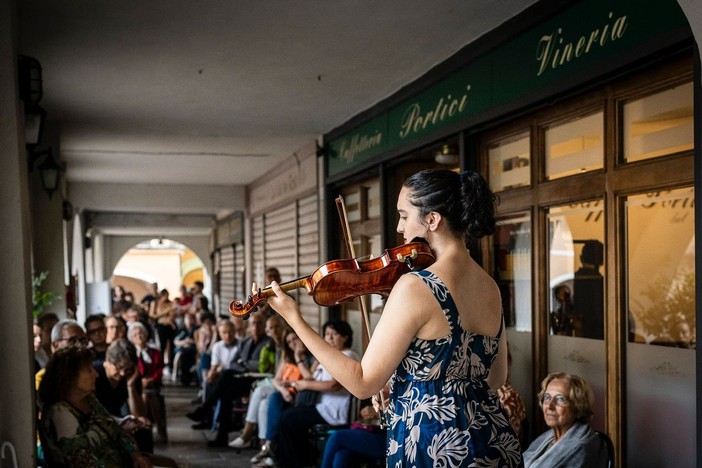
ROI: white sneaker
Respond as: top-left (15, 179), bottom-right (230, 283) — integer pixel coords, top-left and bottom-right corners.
top-left (227, 436), bottom-right (247, 449)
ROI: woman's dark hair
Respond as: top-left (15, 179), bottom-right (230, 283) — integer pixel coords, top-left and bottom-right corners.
top-left (282, 329), bottom-right (297, 363)
top-left (322, 319), bottom-right (353, 348)
top-left (403, 169), bottom-right (497, 243)
top-left (39, 346), bottom-right (95, 409)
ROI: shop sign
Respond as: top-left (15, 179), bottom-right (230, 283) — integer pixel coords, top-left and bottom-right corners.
top-left (326, 0), bottom-right (689, 177)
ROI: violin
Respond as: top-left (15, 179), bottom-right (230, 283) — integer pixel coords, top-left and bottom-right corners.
top-left (229, 238), bottom-right (435, 319)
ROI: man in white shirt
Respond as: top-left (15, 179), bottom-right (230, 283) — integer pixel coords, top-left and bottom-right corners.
top-left (187, 320), bottom-right (239, 428)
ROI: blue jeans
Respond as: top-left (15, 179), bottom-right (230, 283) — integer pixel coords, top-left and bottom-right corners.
top-left (320, 428), bottom-right (386, 468)
top-left (265, 390), bottom-right (291, 441)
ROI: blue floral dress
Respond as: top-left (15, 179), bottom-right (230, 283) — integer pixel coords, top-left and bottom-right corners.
top-left (386, 270), bottom-right (523, 467)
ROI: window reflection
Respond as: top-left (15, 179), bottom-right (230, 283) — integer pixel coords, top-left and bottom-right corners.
top-left (626, 188), bottom-right (695, 348)
top-left (545, 112), bottom-right (604, 180)
top-left (488, 133), bottom-right (530, 191)
top-left (623, 82), bottom-right (694, 163)
top-left (548, 202), bottom-right (605, 339)
top-left (492, 213), bottom-right (532, 331)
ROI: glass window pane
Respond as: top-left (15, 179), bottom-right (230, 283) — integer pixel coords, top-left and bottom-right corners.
top-left (488, 133), bottom-right (530, 191)
top-left (545, 112), bottom-right (603, 180)
top-left (626, 188), bottom-right (695, 467)
top-left (367, 183), bottom-right (380, 220)
top-left (623, 82), bottom-right (694, 163)
top-left (626, 187), bottom-right (695, 347)
top-left (344, 191), bottom-right (361, 223)
top-left (547, 201), bottom-right (605, 339)
top-left (492, 212), bottom-right (532, 331)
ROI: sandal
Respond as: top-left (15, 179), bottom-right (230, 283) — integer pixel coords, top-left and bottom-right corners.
top-left (250, 445), bottom-right (270, 464)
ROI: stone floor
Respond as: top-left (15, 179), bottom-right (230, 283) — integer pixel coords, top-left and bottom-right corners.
top-left (152, 382), bottom-right (260, 468)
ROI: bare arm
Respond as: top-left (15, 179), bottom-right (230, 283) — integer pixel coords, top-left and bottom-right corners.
top-left (268, 274), bottom-right (429, 399)
top-left (126, 371), bottom-right (148, 418)
top-left (486, 322), bottom-right (508, 390)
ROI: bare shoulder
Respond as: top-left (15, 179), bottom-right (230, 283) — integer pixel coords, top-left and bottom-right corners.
top-left (383, 272), bottom-right (440, 327)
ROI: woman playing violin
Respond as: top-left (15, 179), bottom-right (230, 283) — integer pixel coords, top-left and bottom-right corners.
top-left (268, 169), bottom-right (523, 467)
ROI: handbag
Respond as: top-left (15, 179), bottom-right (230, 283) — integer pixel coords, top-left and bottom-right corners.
top-left (294, 389), bottom-right (319, 407)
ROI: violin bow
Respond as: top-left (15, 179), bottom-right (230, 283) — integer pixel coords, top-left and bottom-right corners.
top-left (335, 195), bottom-right (388, 427)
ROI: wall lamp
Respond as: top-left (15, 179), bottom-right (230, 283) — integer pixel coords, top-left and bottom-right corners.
top-left (30, 148), bottom-right (64, 200)
top-left (18, 55), bottom-right (46, 149)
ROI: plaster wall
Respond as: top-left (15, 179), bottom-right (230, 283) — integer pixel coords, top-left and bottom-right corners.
top-left (0, 1), bottom-right (38, 465)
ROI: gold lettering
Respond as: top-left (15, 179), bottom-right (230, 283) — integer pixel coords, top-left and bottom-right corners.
top-left (536, 11), bottom-right (629, 77)
top-left (399, 104), bottom-right (421, 138)
top-left (536, 33), bottom-right (554, 76)
top-left (613, 15), bottom-right (628, 38)
top-left (398, 86), bottom-right (472, 139)
top-left (586, 30), bottom-right (599, 52)
top-left (339, 132), bottom-right (383, 163)
top-left (575, 37), bottom-right (586, 57)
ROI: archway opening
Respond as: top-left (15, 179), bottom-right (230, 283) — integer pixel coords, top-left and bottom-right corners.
top-left (110, 238), bottom-right (209, 314)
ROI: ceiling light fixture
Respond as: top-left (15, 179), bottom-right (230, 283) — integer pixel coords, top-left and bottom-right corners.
top-left (434, 144), bottom-right (459, 165)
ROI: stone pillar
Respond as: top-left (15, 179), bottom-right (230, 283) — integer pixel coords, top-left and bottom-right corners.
top-left (0, 0), bottom-right (39, 465)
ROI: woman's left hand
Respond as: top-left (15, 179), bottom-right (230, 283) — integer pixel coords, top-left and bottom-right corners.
top-left (267, 281), bottom-right (302, 322)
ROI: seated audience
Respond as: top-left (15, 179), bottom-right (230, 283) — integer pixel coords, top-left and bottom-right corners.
top-left (320, 401), bottom-right (387, 468)
top-left (173, 311), bottom-right (199, 385)
top-left (33, 321), bottom-right (49, 371)
top-left (189, 314), bottom-right (274, 447)
top-left (523, 372), bottom-right (607, 468)
top-left (129, 322), bottom-right (168, 444)
top-left (105, 314), bottom-right (128, 344)
top-left (497, 345), bottom-right (527, 441)
top-left (95, 339), bottom-right (153, 453)
top-left (194, 312), bottom-right (219, 396)
top-left (189, 318), bottom-right (240, 429)
top-left (262, 320), bottom-right (359, 468)
top-left (36, 319), bottom-right (89, 390)
top-left (229, 326), bottom-right (312, 452)
top-left (37, 312), bottom-right (59, 358)
top-left (38, 346), bottom-right (153, 467)
top-left (85, 314), bottom-right (108, 363)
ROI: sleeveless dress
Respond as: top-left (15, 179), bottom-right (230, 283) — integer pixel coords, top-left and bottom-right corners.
top-left (386, 270), bottom-right (523, 467)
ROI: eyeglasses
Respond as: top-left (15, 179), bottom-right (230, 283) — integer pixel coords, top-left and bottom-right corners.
top-left (541, 393), bottom-right (569, 407)
top-left (87, 326), bottom-right (107, 335)
top-left (57, 336), bottom-right (89, 346)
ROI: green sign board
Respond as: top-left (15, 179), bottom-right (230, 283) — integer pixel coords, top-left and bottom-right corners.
top-left (326, 0), bottom-right (689, 177)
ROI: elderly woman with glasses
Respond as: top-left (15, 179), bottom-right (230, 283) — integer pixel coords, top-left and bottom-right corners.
top-left (523, 372), bottom-right (608, 467)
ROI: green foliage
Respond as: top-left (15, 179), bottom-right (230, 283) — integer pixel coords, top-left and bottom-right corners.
top-left (638, 270), bottom-right (695, 339)
top-left (32, 271), bottom-right (61, 319)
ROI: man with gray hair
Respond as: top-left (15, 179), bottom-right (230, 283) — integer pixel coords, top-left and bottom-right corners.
top-left (95, 339), bottom-right (152, 452)
top-left (35, 319), bottom-right (88, 391)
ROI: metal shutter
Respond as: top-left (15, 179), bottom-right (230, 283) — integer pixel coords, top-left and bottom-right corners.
top-left (218, 245), bottom-right (235, 316)
top-left (297, 194), bottom-right (321, 330)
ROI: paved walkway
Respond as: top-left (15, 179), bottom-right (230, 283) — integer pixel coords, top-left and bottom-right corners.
top-left (152, 382), bottom-right (259, 467)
